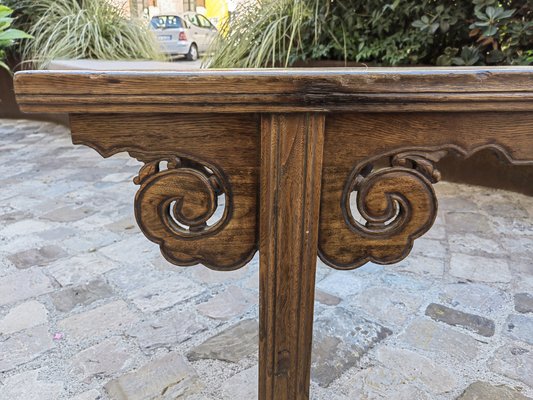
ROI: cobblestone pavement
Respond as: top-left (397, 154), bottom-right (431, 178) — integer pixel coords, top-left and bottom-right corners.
top-left (0, 118), bottom-right (532, 400)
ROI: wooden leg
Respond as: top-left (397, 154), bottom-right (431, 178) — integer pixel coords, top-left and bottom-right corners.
top-left (259, 113), bottom-right (325, 400)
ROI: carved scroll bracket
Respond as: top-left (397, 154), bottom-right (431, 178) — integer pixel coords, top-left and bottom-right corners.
top-left (342, 150), bottom-right (447, 240)
top-left (134, 156), bottom-right (229, 237)
top-left (133, 155), bottom-right (256, 271)
top-left (319, 143), bottom-right (533, 270)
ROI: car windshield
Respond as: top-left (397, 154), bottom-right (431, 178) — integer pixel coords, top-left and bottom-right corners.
top-left (151, 16), bottom-right (183, 29)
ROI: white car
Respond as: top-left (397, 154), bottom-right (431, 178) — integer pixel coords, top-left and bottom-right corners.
top-left (150, 14), bottom-right (219, 61)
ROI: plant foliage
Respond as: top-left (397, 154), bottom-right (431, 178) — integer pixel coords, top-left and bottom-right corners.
top-left (209, 0), bottom-right (532, 68)
top-left (0, 4), bottom-right (31, 72)
top-left (4, 0), bottom-right (164, 69)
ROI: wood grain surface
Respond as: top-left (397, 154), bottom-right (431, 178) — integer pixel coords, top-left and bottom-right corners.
top-left (259, 113), bottom-right (325, 400)
top-left (319, 112), bottom-right (533, 269)
top-left (70, 113), bottom-right (260, 270)
top-left (15, 67), bottom-right (533, 113)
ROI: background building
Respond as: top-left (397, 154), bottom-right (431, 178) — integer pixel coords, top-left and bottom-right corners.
top-left (127, 0), bottom-right (206, 18)
top-left (114, 0), bottom-right (252, 29)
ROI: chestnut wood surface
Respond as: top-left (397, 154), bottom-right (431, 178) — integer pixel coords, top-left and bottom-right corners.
top-left (319, 111), bottom-right (533, 269)
top-left (70, 112), bottom-right (260, 270)
top-left (15, 67), bottom-right (533, 113)
top-left (14, 67), bottom-right (533, 400)
top-left (260, 114), bottom-right (324, 400)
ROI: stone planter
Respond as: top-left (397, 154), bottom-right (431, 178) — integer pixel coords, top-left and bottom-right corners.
top-left (0, 66), bottom-right (21, 118)
top-left (0, 59), bottom-right (68, 125)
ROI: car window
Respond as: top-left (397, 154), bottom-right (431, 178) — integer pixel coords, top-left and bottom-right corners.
top-left (150, 16), bottom-right (183, 29)
top-left (150, 17), bottom-right (165, 29)
top-left (166, 16), bottom-right (182, 29)
top-left (197, 14), bottom-right (215, 29)
top-left (186, 14), bottom-right (200, 27)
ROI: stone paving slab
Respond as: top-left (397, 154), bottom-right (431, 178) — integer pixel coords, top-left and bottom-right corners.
top-left (0, 118), bottom-right (532, 399)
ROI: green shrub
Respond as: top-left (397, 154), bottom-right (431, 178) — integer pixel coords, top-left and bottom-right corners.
top-left (0, 4), bottom-right (31, 71)
top-left (5, 0), bottom-right (165, 69)
top-left (208, 0), bottom-right (312, 68)
top-left (209, 0), bottom-right (532, 68)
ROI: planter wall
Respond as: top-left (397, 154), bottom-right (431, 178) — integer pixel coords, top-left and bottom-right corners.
top-left (0, 66), bottom-right (68, 125)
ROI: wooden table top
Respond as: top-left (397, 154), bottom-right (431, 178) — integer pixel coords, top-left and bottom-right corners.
top-left (15, 66), bottom-right (533, 113)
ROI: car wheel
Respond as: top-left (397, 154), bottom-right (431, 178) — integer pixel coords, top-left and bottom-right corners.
top-left (186, 44), bottom-right (198, 61)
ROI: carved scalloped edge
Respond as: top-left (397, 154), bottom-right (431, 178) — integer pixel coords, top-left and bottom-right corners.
top-left (72, 138), bottom-right (258, 271)
top-left (318, 143), bottom-right (533, 270)
top-left (157, 243), bottom-right (258, 272)
top-left (73, 137), bottom-right (532, 270)
top-left (71, 138), bottom-right (204, 167)
top-left (73, 134), bottom-right (261, 271)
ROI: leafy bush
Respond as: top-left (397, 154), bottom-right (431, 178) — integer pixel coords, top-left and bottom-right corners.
top-left (208, 0), bottom-right (311, 68)
top-left (4, 0), bottom-right (164, 69)
top-left (0, 4), bottom-right (31, 71)
top-left (414, 1), bottom-right (532, 65)
top-left (209, 0), bottom-right (532, 68)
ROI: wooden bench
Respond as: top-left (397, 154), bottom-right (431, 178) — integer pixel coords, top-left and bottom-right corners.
top-left (15, 67), bottom-right (533, 400)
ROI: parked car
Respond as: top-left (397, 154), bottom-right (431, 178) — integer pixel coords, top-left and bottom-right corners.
top-left (150, 14), bottom-right (218, 61)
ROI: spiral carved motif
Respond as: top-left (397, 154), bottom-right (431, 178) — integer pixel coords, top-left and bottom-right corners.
top-left (320, 150), bottom-right (447, 270)
top-left (343, 150), bottom-right (446, 237)
top-left (135, 157), bottom-right (228, 238)
top-left (133, 156), bottom-right (251, 270)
